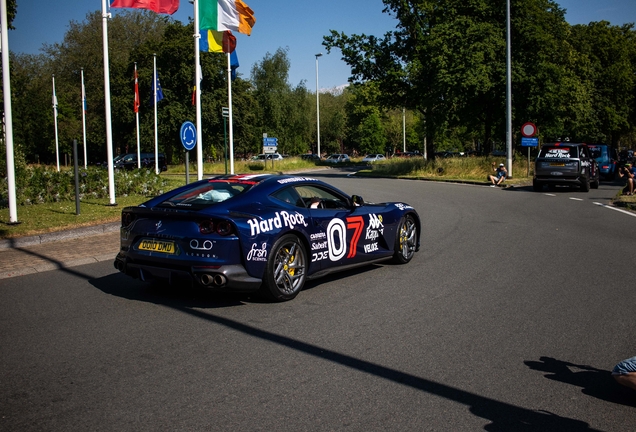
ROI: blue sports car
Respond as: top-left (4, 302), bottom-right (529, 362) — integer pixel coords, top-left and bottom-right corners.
top-left (114, 174), bottom-right (420, 301)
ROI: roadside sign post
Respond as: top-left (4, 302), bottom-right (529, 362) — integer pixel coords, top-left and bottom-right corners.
top-left (263, 136), bottom-right (278, 169)
top-left (180, 121), bottom-right (197, 184)
top-left (521, 135), bottom-right (539, 178)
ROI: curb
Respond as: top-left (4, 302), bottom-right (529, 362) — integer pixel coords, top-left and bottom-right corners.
top-left (0, 222), bottom-right (120, 250)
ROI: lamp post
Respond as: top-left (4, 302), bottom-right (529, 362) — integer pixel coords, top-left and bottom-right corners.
top-left (315, 53), bottom-right (322, 158)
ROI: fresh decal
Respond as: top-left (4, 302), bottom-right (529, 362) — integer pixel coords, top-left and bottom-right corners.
top-left (246, 242), bottom-right (268, 261)
top-left (247, 211), bottom-right (308, 236)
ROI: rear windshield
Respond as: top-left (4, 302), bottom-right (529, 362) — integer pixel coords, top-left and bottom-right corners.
top-left (539, 146), bottom-right (577, 158)
top-left (587, 145), bottom-right (605, 158)
top-left (158, 179), bottom-right (255, 208)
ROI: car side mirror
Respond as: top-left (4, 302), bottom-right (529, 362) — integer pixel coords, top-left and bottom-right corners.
top-left (351, 195), bottom-right (365, 207)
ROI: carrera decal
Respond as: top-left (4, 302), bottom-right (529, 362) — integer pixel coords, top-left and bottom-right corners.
top-left (247, 211), bottom-right (308, 236)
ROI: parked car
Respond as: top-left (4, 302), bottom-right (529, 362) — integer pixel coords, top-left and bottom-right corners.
top-left (114, 153), bottom-right (167, 171)
top-left (114, 174), bottom-right (421, 301)
top-left (587, 144), bottom-right (618, 180)
top-left (325, 154), bottom-right (350, 163)
top-left (393, 151), bottom-right (420, 158)
top-left (533, 143), bottom-right (600, 192)
top-left (362, 154), bottom-right (386, 163)
top-left (255, 153), bottom-right (284, 161)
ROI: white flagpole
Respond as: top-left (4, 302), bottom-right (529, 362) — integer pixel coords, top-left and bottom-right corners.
top-left (52, 74), bottom-right (60, 171)
top-left (227, 52), bottom-right (234, 175)
top-left (153, 53), bottom-right (159, 175)
top-left (102, 0), bottom-right (116, 205)
top-left (81, 68), bottom-right (87, 168)
top-left (1, 0), bottom-right (17, 223)
top-left (194, 0), bottom-right (203, 180)
top-left (135, 62), bottom-right (141, 169)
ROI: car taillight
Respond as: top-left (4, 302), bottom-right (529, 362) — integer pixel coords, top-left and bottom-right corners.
top-left (199, 220), bottom-right (215, 235)
top-left (122, 211), bottom-right (135, 228)
top-left (216, 221), bottom-right (234, 236)
top-left (198, 219), bottom-right (235, 236)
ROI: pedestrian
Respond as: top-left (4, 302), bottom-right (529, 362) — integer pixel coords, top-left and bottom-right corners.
top-left (612, 356), bottom-right (636, 391)
top-left (488, 162), bottom-right (507, 187)
top-left (618, 163), bottom-right (635, 195)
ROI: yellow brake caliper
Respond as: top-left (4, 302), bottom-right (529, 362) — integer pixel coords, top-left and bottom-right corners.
top-left (283, 248), bottom-right (295, 276)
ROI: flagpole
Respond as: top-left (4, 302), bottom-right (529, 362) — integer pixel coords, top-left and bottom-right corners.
top-left (134, 63), bottom-right (141, 169)
top-left (52, 74), bottom-right (60, 172)
top-left (194, 0), bottom-right (203, 180)
top-left (102, 0), bottom-right (116, 205)
top-left (1, 0), bottom-right (18, 223)
top-left (153, 53), bottom-right (159, 175)
top-left (81, 68), bottom-right (87, 169)
top-left (227, 52), bottom-right (234, 175)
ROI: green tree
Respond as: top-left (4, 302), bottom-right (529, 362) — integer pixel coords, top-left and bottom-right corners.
top-left (569, 21), bottom-right (636, 145)
top-left (324, 0), bottom-right (583, 154)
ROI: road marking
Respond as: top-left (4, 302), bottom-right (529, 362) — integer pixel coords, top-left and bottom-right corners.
top-left (569, 197), bottom-right (583, 201)
top-left (544, 193), bottom-right (556, 196)
top-left (594, 202), bottom-right (636, 218)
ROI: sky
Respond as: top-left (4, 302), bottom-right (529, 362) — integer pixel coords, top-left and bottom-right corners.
top-left (7, 0), bottom-right (636, 91)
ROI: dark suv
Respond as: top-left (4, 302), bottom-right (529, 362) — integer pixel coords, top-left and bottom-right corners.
top-left (114, 153), bottom-right (167, 171)
top-left (533, 143), bottom-right (600, 192)
top-left (588, 144), bottom-right (618, 180)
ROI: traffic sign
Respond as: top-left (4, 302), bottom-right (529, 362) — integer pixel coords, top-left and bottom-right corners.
top-left (222, 107), bottom-right (229, 118)
top-left (521, 122), bottom-right (537, 137)
top-left (521, 137), bottom-right (539, 147)
top-left (263, 137), bottom-right (278, 146)
top-left (180, 121), bottom-right (196, 151)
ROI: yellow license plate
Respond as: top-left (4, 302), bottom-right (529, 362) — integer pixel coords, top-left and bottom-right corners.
top-left (550, 163), bottom-right (565, 166)
top-left (138, 239), bottom-right (176, 254)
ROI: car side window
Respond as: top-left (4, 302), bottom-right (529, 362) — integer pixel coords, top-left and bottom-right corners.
top-left (293, 185), bottom-right (349, 209)
top-left (271, 187), bottom-right (305, 208)
top-left (580, 147), bottom-right (589, 158)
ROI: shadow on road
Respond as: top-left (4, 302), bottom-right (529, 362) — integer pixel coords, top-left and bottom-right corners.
top-left (525, 356), bottom-right (636, 408)
top-left (91, 273), bottom-right (603, 431)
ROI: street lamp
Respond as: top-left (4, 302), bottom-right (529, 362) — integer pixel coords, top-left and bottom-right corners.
top-left (315, 53), bottom-right (322, 158)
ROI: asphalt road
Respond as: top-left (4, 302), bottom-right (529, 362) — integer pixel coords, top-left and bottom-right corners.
top-left (1, 173), bottom-right (635, 431)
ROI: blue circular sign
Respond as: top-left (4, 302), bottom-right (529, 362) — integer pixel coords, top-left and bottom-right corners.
top-left (180, 121), bottom-right (197, 151)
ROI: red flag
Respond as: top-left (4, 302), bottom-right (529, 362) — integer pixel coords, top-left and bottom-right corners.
top-left (134, 66), bottom-right (140, 113)
top-left (110, 0), bottom-right (179, 15)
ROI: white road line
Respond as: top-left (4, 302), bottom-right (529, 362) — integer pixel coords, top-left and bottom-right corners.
top-left (544, 193), bottom-right (556, 196)
top-left (594, 202), bottom-right (636, 218)
top-left (569, 197), bottom-right (584, 201)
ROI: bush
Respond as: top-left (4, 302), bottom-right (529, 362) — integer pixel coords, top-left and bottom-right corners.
top-left (0, 166), bottom-right (167, 208)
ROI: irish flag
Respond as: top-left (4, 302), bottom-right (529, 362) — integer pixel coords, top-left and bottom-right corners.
top-left (199, 0), bottom-right (256, 36)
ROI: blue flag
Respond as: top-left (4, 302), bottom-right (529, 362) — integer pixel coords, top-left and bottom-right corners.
top-left (151, 72), bottom-right (164, 105)
top-left (230, 50), bottom-right (239, 81)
